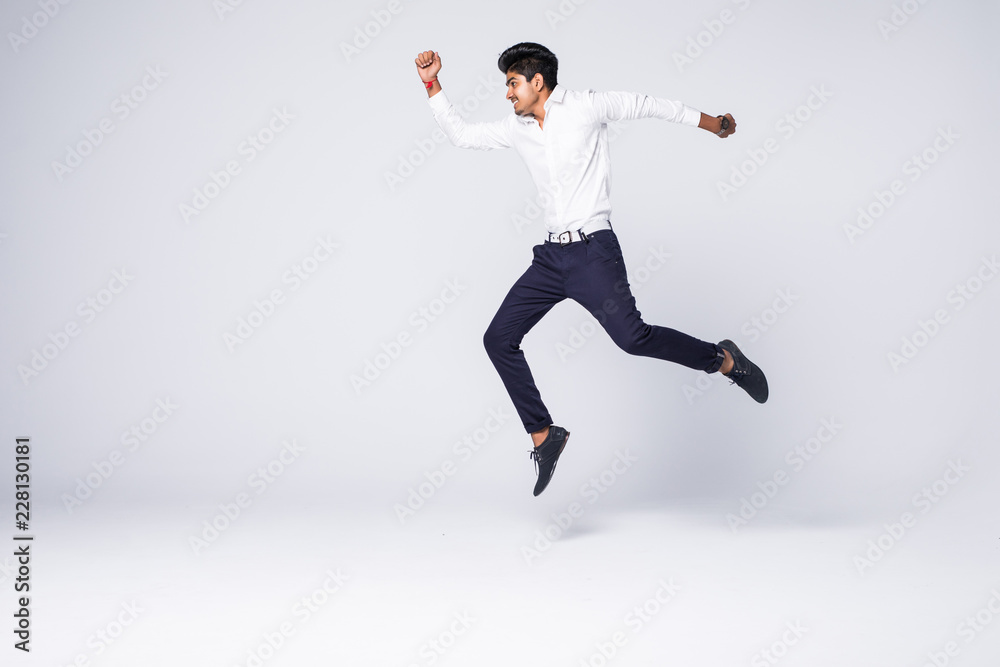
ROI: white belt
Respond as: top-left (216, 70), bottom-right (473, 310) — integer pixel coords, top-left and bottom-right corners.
top-left (547, 219), bottom-right (613, 246)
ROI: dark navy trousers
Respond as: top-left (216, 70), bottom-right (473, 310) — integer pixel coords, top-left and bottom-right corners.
top-left (483, 227), bottom-right (726, 433)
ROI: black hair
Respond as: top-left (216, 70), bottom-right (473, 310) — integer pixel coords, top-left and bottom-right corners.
top-left (497, 42), bottom-right (558, 92)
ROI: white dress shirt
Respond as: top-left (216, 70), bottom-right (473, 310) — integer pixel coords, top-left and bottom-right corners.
top-left (427, 84), bottom-right (703, 235)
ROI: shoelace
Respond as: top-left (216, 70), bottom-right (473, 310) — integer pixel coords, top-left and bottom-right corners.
top-left (528, 447), bottom-right (541, 474)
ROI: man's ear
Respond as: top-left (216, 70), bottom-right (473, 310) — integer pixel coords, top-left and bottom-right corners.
top-left (532, 72), bottom-right (544, 91)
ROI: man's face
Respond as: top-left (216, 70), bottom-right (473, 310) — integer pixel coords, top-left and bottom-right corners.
top-left (505, 71), bottom-right (540, 115)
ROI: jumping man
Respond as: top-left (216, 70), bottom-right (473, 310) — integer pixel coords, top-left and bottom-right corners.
top-left (414, 42), bottom-right (768, 497)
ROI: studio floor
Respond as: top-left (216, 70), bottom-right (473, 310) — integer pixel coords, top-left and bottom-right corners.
top-left (13, 493), bottom-right (999, 667)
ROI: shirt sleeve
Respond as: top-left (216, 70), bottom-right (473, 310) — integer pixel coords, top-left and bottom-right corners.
top-left (427, 89), bottom-right (513, 151)
top-left (586, 90), bottom-right (702, 127)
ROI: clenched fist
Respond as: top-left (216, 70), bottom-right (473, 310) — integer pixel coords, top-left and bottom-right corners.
top-left (718, 113), bottom-right (736, 138)
top-left (415, 50), bottom-right (441, 82)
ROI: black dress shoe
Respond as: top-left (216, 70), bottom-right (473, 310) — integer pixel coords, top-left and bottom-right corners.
top-left (718, 339), bottom-right (768, 403)
top-left (529, 425), bottom-right (570, 496)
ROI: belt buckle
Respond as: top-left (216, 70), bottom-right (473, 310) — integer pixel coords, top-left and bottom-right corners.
top-left (557, 231), bottom-right (572, 246)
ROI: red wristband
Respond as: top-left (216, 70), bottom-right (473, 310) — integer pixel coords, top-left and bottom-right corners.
top-left (424, 77), bottom-right (437, 90)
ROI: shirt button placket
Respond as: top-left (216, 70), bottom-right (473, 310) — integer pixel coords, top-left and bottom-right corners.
top-left (544, 130), bottom-right (563, 232)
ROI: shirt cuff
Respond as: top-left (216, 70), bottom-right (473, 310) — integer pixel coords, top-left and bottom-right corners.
top-left (427, 89), bottom-right (450, 111)
top-left (679, 105), bottom-right (702, 127)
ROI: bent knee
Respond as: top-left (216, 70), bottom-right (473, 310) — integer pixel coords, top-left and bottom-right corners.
top-left (484, 326), bottom-right (522, 357)
top-left (483, 327), bottom-right (504, 354)
top-left (614, 328), bottom-right (650, 355)
top-left (617, 338), bottom-right (643, 356)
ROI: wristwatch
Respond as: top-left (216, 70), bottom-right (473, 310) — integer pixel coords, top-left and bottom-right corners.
top-left (716, 115), bottom-right (730, 136)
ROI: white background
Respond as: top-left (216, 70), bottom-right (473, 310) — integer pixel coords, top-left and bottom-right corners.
top-left (2, 0), bottom-right (999, 665)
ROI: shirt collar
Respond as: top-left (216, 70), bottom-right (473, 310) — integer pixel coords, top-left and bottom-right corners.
top-left (515, 84), bottom-right (565, 124)
top-left (545, 84), bottom-right (566, 109)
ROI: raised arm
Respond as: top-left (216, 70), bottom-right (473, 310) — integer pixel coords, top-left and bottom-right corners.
top-left (416, 49), bottom-right (443, 98)
top-left (587, 89), bottom-right (736, 138)
top-left (414, 49), bottom-right (513, 151)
